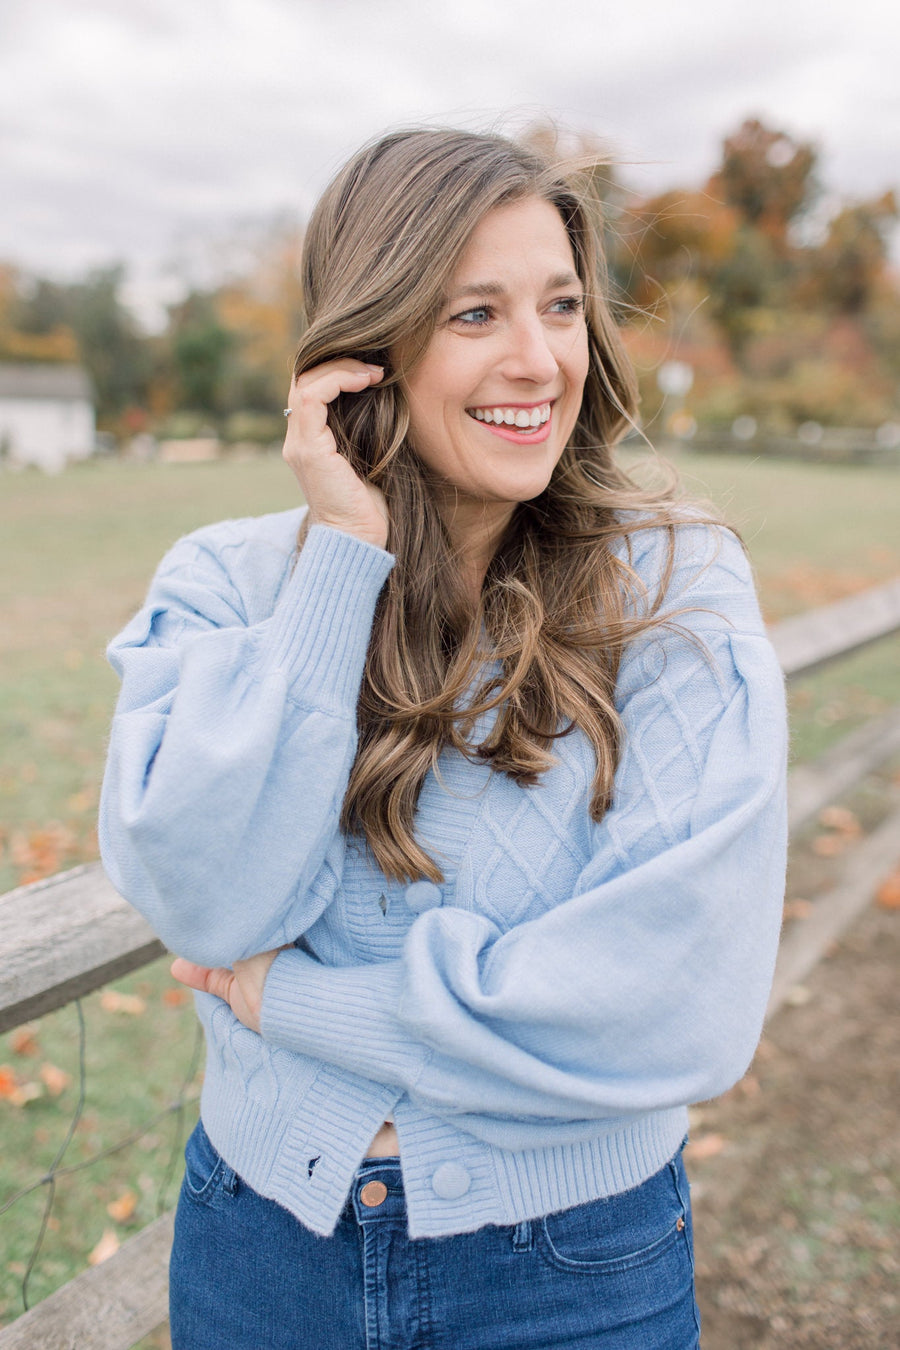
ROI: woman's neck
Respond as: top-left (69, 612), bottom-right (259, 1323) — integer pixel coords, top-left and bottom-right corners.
top-left (438, 498), bottom-right (515, 603)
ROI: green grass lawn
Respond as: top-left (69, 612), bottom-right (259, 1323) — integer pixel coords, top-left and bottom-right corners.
top-left (0, 447), bottom-right (898, 1327)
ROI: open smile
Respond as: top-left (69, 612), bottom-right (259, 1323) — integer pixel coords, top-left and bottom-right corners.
top-left (466, 401), bottom-right (553, 434)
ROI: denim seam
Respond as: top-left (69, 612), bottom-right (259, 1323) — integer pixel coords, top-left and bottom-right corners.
top-left (537, 1217), bottom-right (682, 1275)
top-left (669, 1154), bottom-right (702, 1343)
top-left (183, 1124), bottom-right (238, 1207)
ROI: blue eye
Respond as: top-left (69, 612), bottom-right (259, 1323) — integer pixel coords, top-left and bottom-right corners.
top-left (551, 296), bottom-right (584, 315)
top-left (452, 306), bottom-right (492, 326)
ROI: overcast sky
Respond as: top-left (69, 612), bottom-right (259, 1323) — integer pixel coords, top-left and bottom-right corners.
top-left (2, 0), bottom-right (898, 325)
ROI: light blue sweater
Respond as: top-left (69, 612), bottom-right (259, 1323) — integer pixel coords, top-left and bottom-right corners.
top-left (100, 511), bottom-right (787, 1238)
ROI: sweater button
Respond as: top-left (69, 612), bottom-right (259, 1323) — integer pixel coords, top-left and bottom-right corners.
top-left (431, 1163), bottom-right (470, 1200)
top-left (404, 881), bottom-right (442, 913)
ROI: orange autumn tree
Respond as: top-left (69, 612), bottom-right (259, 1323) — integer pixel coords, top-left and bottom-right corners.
top-left (616, 117), bottom-right (900, 428)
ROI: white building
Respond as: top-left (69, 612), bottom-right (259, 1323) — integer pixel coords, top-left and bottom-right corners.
top-left (0, 363), bottom-right (95, 473)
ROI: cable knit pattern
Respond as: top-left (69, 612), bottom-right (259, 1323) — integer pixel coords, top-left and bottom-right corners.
top-left (100, 510), bottom-right (787, 1238)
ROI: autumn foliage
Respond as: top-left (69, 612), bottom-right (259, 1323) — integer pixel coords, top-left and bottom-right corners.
top-left (605, 118), bottom-right (899, 431)
top-left (0, 117), bottom-right (897, 435)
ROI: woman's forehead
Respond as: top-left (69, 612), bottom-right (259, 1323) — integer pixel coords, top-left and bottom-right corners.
top-left (447, 198), bottom-right (579, 292)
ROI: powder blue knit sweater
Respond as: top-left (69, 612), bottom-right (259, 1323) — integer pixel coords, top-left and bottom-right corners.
top-left (100, 511), bottom-right (787, 1238)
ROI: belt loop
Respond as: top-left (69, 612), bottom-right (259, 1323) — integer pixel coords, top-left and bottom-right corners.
top-left (512, 1219), bottom-right (533, 1252)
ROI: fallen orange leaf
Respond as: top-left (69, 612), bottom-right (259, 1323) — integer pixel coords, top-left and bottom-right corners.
top-left (163, 987), bottom-right (190, 1008)
top-left (11, 823), bottom-right (78, 884)
top-left (66, 790), bottom-right (94, 814)
top-left (8, 1081), bottom-right (43, 1107)
top-left (818, 805), bottom-right (862, 836)
top-left (100, 991), bottom-right (147, 1016)
top-left (10, 1027), bottom-right (39, 1057)
top-left (875, 870), bottom-right (900, 911)
top-left (88, 1229), bottom-right (120, 1266)
top-left (39, 1063), bottom-right (71, 1096)
top-left (0, 1066), bottom-right (18, 1098)
top-left (106, 1190), bottom-right (138, 1223)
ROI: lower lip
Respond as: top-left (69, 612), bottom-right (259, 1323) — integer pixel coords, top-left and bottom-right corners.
top-left (469, 413), bottom-right (553, 445)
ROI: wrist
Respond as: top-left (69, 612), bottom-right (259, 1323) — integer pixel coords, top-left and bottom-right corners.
top-left (308, 513), bottom-right (389, 552)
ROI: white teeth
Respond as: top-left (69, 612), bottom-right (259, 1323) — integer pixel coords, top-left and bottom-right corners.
top-left (468, 403), bottom-right (552, 428)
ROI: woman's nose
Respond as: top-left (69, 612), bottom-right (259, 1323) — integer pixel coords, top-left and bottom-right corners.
top-left (501, 318), bottom-right (559, 385)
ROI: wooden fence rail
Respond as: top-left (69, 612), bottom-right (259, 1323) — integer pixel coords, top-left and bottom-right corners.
top-left (2, 579), bottom-right (900, 1349)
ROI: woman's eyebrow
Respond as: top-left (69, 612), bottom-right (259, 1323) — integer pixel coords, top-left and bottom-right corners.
top-left (546, 270), bottom-right (582, 290)
top-left (447, 270), bottom-right (582, 303)
top-left (447, 280), bottom-right (505, 302)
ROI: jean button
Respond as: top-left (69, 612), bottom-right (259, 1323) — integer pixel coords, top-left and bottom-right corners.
top-left (431, 1163), bottom-right (470, 1200)
top-left (404, 881), bottom-right (442, 913)
top-left (360, 1180), bottom-right (388, 1208)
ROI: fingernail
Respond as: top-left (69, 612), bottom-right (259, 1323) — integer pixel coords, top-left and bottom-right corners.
top-left (366, 363), bottom-right (384, 374)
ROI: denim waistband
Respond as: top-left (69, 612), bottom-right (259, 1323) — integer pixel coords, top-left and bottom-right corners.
top-left (348, 1156), bottom-right (405, 1224)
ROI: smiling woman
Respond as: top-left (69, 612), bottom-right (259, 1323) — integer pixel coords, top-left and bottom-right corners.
top-left (402, 197), bottom-right (590, 586)
top-left (99, 127), bottom-right (787, 1349)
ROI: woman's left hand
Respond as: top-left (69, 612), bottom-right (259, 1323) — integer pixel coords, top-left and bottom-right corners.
top-left (170, 949), bottom-right (282, 1033)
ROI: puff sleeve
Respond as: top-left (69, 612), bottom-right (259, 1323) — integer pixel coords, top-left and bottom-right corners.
top-left (99, 522), bottom-right (394, 967)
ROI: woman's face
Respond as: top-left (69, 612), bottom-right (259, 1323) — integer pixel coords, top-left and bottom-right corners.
top-left (399, 196), bottom-right (590, 550)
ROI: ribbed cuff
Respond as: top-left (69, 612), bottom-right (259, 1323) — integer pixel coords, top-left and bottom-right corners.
top-left (260, 949), bottom-right (428, 1090)
top-left (262, 525), bottom-right (394, 712)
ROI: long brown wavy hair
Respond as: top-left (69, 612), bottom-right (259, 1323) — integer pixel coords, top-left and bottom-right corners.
top-left (293, 127), bottom-right (690, 882)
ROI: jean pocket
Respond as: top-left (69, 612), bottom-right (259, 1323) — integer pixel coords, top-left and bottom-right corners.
top-left (181, 1120), bottom-right (238, 1207)
top-left (538, 1158), bottom-right (689, 1274)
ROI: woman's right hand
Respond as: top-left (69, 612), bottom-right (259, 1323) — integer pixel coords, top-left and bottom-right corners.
top-left (283, 358), bottom-right (390, 550)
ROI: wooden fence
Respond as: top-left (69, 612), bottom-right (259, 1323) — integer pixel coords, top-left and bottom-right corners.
top-left (2, 577), bottom-right (900, 1349)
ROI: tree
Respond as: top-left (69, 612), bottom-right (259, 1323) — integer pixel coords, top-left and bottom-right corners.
top-left (169, 291), bottom-right (232, 413)
top-left (65, 266), bottom-right (152, 418)
top-left (0, 266), bottom-right (79, 364)
top-left (7, 265), bottom-right (152, 420)
top-left (617, 189), bottom-right (740, 310)
top-left (813, 191), bottom-right (898, 313)
top-left (707, 118), bottom-right (818, 249)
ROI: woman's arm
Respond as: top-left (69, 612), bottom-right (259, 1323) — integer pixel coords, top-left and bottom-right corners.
top-left (101, 358), bottom-right (392, 967)
top-left (100, 522), bottom-right (394, 967)
top-left (183, 527), bottom-right (789, 1137)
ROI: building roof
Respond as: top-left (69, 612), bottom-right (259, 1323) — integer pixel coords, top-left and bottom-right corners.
top-left (0, 363), bottom-right (94, 401)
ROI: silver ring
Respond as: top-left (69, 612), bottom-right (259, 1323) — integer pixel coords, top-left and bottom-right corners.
top-left (283, 407), bottom-right (292, 417)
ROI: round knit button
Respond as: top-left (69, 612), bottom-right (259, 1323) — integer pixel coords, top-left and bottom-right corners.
top-left (431, 1163), bottom-right (470, 1200)
top-left (359, 1180), bottom-right (388, 1208)
top-left (404, 880), bottom-right (442, 913)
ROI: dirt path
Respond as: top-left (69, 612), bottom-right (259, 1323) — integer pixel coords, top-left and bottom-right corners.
top-left (690, 897), bottom-right (899, 1348)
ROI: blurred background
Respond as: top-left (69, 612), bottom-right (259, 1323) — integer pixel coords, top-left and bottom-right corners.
top-left (1, 3), bottom-right (898, 1347)
top-left (2, 0), bottom-right (900, 457)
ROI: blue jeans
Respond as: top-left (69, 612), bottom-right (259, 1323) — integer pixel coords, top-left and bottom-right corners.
top-left (170, 1121), bottom-right (700, 1349)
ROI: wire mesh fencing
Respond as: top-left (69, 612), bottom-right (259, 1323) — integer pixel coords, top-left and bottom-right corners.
top-left (0, 960), bottom-right (203, 1324)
